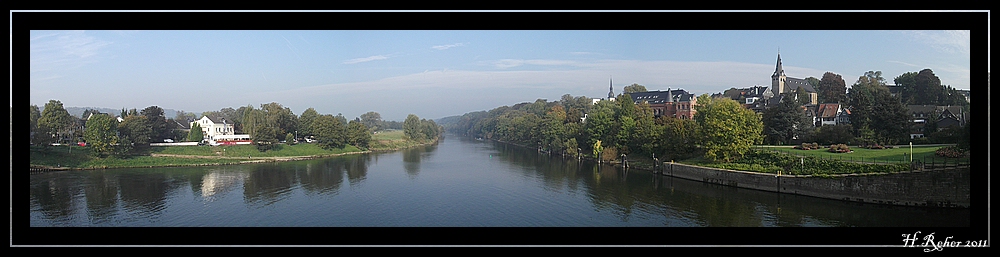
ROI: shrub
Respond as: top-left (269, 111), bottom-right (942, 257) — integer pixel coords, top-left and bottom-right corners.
top-left (828, 144), bottom-right (850, 153)
top-left (796, 142), bottom-right (819, 150)
top-left (600, 146), bottom-right (618, 162)
top-left (935, 146), bottom-right (969, 158)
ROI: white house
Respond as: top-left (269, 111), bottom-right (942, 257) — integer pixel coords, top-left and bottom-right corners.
top-left (192, 116), bottom-right (236, 141)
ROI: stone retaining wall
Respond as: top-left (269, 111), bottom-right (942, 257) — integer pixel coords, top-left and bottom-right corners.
top-left (662, 162), bottom-right (970, 208)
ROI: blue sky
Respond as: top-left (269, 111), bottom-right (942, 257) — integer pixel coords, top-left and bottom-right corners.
top-left (28, 29), bottom-right (979, 121)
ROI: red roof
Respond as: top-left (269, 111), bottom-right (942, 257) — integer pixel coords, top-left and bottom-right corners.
top-left (817, 103), bottom-right (840, 118)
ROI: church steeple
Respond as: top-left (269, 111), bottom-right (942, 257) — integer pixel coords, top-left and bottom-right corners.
top-left (608, 76), bottom-right (614, 99)
top-left (771, 50), bottom-right (787, 94)
top-left (666, 87), bottom-right (673, 102)
top-left (772, 51), bottom-right (785, 78)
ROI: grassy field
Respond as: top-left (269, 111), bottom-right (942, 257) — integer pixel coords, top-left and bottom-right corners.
top-left (29, 130), bottom-right (433, 170)
top-left (759, 145), bottom-right (968, 164)
top-left (31, 143), bottom-right (364, 169)
top-left (369, 130), bottom-right (432, 151)
top-left (30, 145), bottom-right (243, 169)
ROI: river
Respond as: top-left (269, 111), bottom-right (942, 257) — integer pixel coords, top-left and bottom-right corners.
top-left (29, 135), bottom-right (970, 229)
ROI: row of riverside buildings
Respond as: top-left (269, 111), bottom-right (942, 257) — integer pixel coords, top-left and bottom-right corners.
top-left (597, 52), bottom-right (968, 139)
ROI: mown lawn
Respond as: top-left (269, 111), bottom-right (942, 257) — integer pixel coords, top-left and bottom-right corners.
top-left (760, 145), bottom-right (968, 164)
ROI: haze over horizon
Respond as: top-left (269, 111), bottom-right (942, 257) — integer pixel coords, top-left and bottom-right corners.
top-left (27, 29), bottom-right (978, 121)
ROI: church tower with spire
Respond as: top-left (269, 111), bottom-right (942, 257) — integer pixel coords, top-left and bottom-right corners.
top-left (607, 76), bottom-right (616, 101)
top-left (771, 51), bottom-right (787, 94)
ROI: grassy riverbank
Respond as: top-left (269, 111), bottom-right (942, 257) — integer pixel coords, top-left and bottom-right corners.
top-left (759, 144), bottom-right (968, 164)
top-left (369, 130), bottom-right (438, 151)
top-left (30, 145), bottom-right (246, 169)
top-left (588, 144), bottom-right (965, 176)
top-left (29, 130), bottom-right (436, 170)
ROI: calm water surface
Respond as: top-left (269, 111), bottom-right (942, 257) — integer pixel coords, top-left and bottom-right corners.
top-left (29, 135), bottom-right (970, 227)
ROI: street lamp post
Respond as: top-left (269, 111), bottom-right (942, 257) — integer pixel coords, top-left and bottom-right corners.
top-left (909, 141), bottom-right (913, 162)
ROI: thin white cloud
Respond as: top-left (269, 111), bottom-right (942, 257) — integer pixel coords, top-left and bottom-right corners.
top-left (343, 55), bottom-right (389, 64)
top-left (904, 30), bottom-right (970, 54)
top-left (888, 60), bottom-right (922, 68)
top-left (30, 30), bottom-right (112, 73)
top-left (281, 35), bottom-right (302, 61)
top-left (431, 43), bottom-right (465, 50)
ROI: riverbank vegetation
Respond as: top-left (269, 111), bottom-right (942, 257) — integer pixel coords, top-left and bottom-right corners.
top-left (30, 99), bottom-right (442, 170)
top-left (685, 150), bottom-right (911, 176)
top-left (442, 72), bottom-right (969, 175)
top-left (444, 92), bottom-right (763, 165)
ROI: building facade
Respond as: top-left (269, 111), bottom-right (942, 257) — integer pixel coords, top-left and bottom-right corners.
top-left (192, 116), bottom-right (235, 141)
top-left (628, 88), bottom-right (697, 119)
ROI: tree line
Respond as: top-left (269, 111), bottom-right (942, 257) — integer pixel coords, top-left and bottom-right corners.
top-left (445, 92), bottom-right (763, 163)
top-left (30, 100), bottom-right (433, 157)
top-left (761, 69), bottom-right (970, 149)
top-left (447, 68), bottom-right (971, 164)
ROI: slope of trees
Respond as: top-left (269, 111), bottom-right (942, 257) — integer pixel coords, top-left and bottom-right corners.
top-left (448, 93), bottom-right (762, 163)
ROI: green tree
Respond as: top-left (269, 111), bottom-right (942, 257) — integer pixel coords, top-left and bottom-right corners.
top-left (694, 95), bottom-right (763, 162)
top-left (421, 119), bottom-right (441, 142)
top-left (585, 100), bottom-right (617, 151)
top-left (219, 107), bottom-right (242, 133)
top-left (542, 105), bottom-right (568, 152)
top-left (346, 120), bottom-right (371, 149)
top-left (30, 105), bottom-right (42, 144)
top-left (403, 114), bottom-right (425, 141)
top-left (912, 69), bottom-right (943, 105)
top-left (298, 108), bottom-right (319, 138)
top-left (623, 83), bottom-right (648, 94)
top-left (188, 123), bottom-right (204, 142)
top-left (261, 102), bottom-right (299, 141)
top-left (285, 132), bottom-right (296, 145)
top-left (592, 140), bottom-right (603, 159)
top-left (83, 114), bottom-right (121, 157)
top-left (793, 85), bottom-right (811, 106)
top-left (141, 106), bottom-right (170, 142)
top-left (360, 111), bottom-right (382, 131)
top-left (762, 93), bottom-right (813, 145)
top-left (37, 100), bottom-right (75, 144)
top-left (311, 114), bottom-right (346, 150)
top-left (805, 77), bottom-right (820, 89)
top-left (848, 76), bottom-right (909, 146)
top-left (656, 116), bottom-right (701, 161)
top-left (118, 115), bottom-right (152, 154)
top-left (817, 72), bottom-right (847, 103)
top-left (893, 71), bottom-right (918, 104)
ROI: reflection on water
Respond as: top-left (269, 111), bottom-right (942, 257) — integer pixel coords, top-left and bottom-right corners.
top-left (29, 136), bottom-right (970, 227)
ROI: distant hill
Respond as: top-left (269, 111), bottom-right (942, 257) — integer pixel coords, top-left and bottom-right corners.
top-left (48, 106), bottom-right (200, 120)
top-left (434, 115), bottom-right (463, 127)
